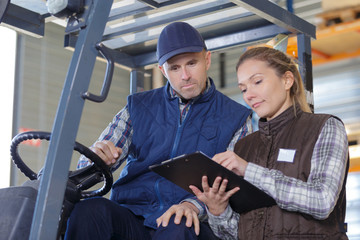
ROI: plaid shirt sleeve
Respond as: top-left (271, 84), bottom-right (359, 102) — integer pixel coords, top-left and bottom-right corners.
top-left (77, 105), bottom-right (133, 170)
top-left (180, 197), bottom-right (208, 221)
top-left (227, 115), bottom-right (253, 151)
top-left (207, 205), bottom-right (240, 240)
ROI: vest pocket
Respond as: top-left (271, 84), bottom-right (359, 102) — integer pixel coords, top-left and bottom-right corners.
top-left (200, 123), bottom-right (217, 140)
top-left (196, 123), bottom-right (220, 156)
top-left (113, 185), bottom-right (152, 205)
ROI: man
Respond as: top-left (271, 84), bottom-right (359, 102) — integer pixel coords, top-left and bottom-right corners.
top-left (65, 22), bottom-right (252, 240)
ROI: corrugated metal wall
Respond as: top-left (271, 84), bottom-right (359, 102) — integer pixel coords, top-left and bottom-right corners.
top-left (11, 23), bottom-right (130, 186)
top-left (313, 57), bottom-right (360, 136)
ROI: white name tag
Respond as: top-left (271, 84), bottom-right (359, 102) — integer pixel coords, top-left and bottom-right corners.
top-left (277, 148), bottom-right (296, 163)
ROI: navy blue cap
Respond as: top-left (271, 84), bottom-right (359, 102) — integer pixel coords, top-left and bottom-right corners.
top-left (156, 22), bottom-right (207, 66)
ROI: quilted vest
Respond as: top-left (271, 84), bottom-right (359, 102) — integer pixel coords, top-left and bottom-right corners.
top-left (110, 79), bottom-right (251, 228)
top-left (234, 105), bottom-right (348, 240)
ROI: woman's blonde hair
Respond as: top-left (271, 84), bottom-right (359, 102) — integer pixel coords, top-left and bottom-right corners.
top-left (236, 47), bottom-right (312, 113)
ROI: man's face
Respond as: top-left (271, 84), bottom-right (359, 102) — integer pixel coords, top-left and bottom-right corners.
top-left (159, 50), bottom-right (211, 100)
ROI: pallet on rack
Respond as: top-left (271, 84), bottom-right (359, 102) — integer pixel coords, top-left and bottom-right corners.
top-left (316, 5), bottom-right (360, 29)
top-left (286, 19), bottom-right (360, 65)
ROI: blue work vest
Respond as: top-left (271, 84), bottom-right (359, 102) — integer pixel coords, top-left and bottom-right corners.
top-left (110, 79), bottom-right (251, 228)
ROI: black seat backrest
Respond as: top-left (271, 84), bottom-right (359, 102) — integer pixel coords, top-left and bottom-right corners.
top-left (0, 0), bottom-right (10, 23)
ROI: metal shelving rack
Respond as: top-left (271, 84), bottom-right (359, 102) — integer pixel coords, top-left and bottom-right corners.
top-left (3, 0), bottom-right (315, 239)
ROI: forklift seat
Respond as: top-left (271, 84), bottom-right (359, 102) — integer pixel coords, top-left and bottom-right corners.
top-left (0, 185), bottom-right (37, 240)
top-left (0, 0), bottom-right (10, 23)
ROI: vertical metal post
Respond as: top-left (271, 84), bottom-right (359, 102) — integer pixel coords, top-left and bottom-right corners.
top-left (130, 69), bottom-right (144, 94)
top-left (29, 0), bottom-right (113, 239)
top-left (219, 52), bottom-right (226, 88)
top-left (297, 33), bottom-right (314, 112)
top-left (286, 0), bottom-right (294, 13)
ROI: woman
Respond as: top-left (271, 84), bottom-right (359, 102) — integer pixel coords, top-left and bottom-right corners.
top-left (190, 47), bottom-right (349, 239)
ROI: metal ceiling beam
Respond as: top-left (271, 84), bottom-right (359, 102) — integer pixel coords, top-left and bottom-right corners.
top-left (230, 0), bottom-right (316, 39)
top-left (103, 0), bottom-right (235, 40)
top-left (102, 6), bottom-right (252, 49)
top-left (137, 0), bottom-right (160, 8)
top-left (67, 22), bottom-right (290, 69)
top-left (1, 3), bottom-right (46, 37)
top-left (205, 24), bottom-right (290, 51)
top-left (133, 23), bottom-right (291, 67)
top-left (108, 0), bottom-right (187, 22)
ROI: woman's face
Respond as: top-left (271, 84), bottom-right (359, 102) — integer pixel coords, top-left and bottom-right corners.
top-left (237, 59), bottom-right (294, 121)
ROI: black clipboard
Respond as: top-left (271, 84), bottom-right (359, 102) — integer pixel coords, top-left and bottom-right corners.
top-left (149, 151), bottom-right (276, 213)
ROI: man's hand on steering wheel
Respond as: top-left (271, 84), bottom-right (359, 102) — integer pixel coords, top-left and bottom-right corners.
top-left (156, 202), bottom-right (200, 236)
top-left (90, 140), bottom-right (122, 166)
top-left (10, 131), bottom-right (114, 198)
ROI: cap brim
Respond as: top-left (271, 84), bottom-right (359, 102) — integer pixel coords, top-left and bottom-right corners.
top-left (158, 46), bottom-right (204, 66)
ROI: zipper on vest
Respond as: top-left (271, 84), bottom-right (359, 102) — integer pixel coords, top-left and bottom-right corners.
top-left (154, 178), bottom-right (164, 212)
top-left (170, 103), bottom-right (191, 158)
top-left (141, 178), bottom-right (164, 219)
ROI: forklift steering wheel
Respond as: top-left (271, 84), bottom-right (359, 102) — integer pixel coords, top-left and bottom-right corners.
top-left (10, 131), bottom-right (113, 198)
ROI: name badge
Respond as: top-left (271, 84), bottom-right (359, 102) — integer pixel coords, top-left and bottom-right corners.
top-left (277, 148), bottom-right (296, 163)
